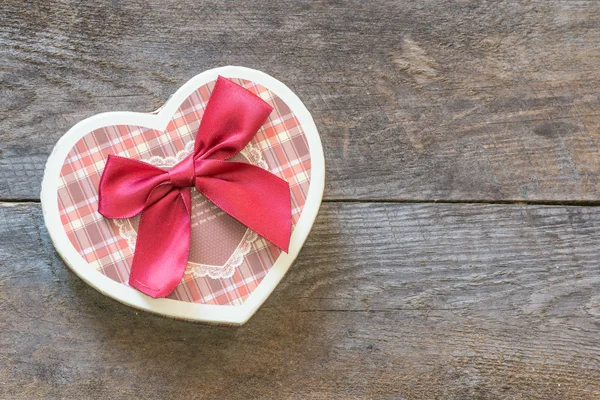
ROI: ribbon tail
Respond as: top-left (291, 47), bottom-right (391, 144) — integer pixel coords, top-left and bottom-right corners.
top-left (129, 186), bottom-right (192, 298)
top-left (195, 160), bottom-right (291, 252)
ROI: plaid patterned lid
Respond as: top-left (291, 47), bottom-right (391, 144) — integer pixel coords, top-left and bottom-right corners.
top-left (56, 78), bottom-right (311, 306)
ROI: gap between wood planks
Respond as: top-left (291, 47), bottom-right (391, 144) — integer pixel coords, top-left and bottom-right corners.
top-left (322, 198), bottom-right (600, 207)
top-left (3, 198), bottom-right (600, 207)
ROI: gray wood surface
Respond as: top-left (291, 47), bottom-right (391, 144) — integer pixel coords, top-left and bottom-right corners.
top-left (3, 0), bottom-right (600, 399)
top-left (3, 0), bottom-right (600, 201)
top-left (2, 203), bottom-right (600, 399)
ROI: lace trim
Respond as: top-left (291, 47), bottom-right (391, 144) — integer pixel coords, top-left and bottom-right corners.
top-left (114, 218), bottom-right (138, 258)
top-left (145, 140), bottom-right (195, 168)
top-left (114, 140), bottom-right (266, 280)
top-left (186, 230), bottom-right (258, 279)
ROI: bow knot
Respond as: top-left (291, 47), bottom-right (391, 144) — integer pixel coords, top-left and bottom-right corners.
top-left (98, 76), bottom-right (291, 298)
top-left (168, 155), bottom-right (195, 188)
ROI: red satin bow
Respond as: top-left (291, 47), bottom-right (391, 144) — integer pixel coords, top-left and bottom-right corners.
top-left (98, 76), bottom-right (291, 298)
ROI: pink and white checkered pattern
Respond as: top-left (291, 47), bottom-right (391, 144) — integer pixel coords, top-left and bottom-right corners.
top-left (56, 78), bottom-right (311, 306)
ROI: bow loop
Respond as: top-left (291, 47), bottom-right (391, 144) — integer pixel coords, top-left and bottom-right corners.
top-left (98, 155), bottom-right (168, 219)
top-left (194, 76), bottom-right (274, 160)
top-left (98, 76), bottom-right (291, 298)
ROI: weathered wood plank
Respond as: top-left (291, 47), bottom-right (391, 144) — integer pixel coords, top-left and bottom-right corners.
top-left (2, 0), bottom-right (600, 201)
top-left (2, 202), bottom-right (600, 399)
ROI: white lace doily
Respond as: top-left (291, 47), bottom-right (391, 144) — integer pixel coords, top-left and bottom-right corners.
top-left (113, 140), bottom-right (268, 280)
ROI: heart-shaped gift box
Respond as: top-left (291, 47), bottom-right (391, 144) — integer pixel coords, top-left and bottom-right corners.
top-left (41, 66), bottom-right (324, 325)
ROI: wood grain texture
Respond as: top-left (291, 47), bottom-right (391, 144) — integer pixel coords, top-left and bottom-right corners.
top-left (2, 0), bottom-right (600, 201)
top-left (3, 1), bottom-right (600, 398)
top-left (2, 202), bottom-right (600, 399)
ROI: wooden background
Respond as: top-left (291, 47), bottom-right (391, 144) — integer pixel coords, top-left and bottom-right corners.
top-left (2, 1), bottom-right (600, 398)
